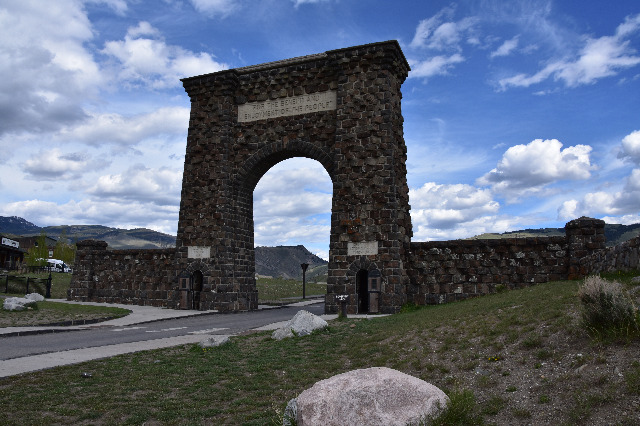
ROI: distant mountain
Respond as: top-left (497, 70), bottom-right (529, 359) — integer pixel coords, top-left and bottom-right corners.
top-left (0, 216), bottom-right (328, 279)
top-left (0, 216), bottom-right (176, 249)
top-left (471, 223), bottom-right (640, 247)
top-left (255, 245), bottom-right (327, 280)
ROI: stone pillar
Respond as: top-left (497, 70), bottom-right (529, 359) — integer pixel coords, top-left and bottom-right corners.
top-left (565, 217), bottom-right (606, 279)
top-left (68, 240), bottom-right (108, 301)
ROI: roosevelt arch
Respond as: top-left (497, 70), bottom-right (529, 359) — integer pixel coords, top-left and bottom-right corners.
top-left (174, 41), bottom-right (413, 314)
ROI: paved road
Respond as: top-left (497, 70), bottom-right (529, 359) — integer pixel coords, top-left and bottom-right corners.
top-left (0, 303), bottom-right (324, 361)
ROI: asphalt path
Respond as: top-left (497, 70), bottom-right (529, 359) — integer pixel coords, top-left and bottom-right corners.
top-left (0, 303), bottom-right (324, 361)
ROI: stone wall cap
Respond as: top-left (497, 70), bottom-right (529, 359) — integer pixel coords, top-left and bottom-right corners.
top-left (181, 40), bottom-right (409, 84)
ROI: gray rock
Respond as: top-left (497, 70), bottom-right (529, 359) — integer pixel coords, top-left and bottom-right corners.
top-left (290, 367), bottom-right (448, 425)
top-left (3, 297), bottom-right (37, 311)
top-left (272, 310), bottom-right (328, 341)
top-left (631, 276), bottom-right (640, 284)
top-left (25, 293), bottom-right (45, 302)
top-left (198, 335), bottom-right (230, 348)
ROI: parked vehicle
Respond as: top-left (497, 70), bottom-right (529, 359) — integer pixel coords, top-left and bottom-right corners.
top-left (38, 258), bottom-right (73, 273)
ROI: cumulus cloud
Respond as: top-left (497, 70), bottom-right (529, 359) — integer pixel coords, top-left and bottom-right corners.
top-left (490, 36), bottom-right (520, 58)
top-left (409, 182), bottom-right (500, 236)
top-left (58, 107), bottom-right (189, 147)
top-left (21, 149), bottom-right (98, 180)
top-left (499, 13), bottom-right (640, 90)
top-left (254, 167), bottom-right (332, 219)
top-left (86, 165), bottom-right (183, 206)
top-left (477, 139), bottom-right (594, 199)
top-left (101, 21), bottom-right (227, 89)
top-left (0, 0), bottom-right (101, 135)
top-left (618, 130), bottom-right (640, 164)
top-left (558, 168), bottom-right (640, 219)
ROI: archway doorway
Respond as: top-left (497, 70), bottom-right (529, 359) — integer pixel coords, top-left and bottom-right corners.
top-left (356, 269), bottom-right (369, 314)
top-left (191, 270), bottom-right (203, 310)
top-left (253, 157), bottom-right (332, 305)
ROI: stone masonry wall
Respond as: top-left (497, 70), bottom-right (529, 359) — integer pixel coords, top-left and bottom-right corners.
top-left (68, 240), bottom-right (176, 307)
top-left (406, 217), bottom-right (608, 305)
top-left (579, 235), bottom-right (640, 275)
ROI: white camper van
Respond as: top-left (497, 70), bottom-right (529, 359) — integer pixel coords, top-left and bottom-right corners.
top-left (41, 259), bottom-right (73, 273)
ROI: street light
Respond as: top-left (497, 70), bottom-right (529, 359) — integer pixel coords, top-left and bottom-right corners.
top-left (301, 263), bottom-right (309, 299)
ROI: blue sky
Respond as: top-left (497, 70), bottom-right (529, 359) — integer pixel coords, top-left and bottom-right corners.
top-left (1, 0), bottom-right (639, 260)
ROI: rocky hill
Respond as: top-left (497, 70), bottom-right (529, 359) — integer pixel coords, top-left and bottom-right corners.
top-left (255, 245), bottom-right (327, 280)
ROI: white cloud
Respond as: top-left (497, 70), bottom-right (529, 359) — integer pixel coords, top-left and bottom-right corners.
top-left (0, 198), bottom-right (180, 234)
top-left (410, 7), bottom-right (476, 51)
top-left (189, 0), bottom-right (240, 18)
top-left (499, 13), bottom-right (640, 90)
top-left (21, 149), bottom-right (96, 180)
top-left (291, 0), bottom-right (331, 7)
top-left (58, 107), bottom-right (189, 147)
top-left (478, 139), bottom-right (594, 198)
top-left (407, 6), bottom-right (477, 80)
top-left (490, 36), bottom-right (519, 58)
top-left (87, 165), bottom-right (183, 206)
top-left (254, 166), bottom-right (332, 219)
top-left (558, 168), bottom-right (640, 219)
top-left (101, 21), bottom-right (227, 89)
top-left (409, 182), bottom-right (499, 232)
top-left (618, 130), bottom-right (640, 164)
top-left (0, 0), bottom-right (101, 135)
top-left (409, 54), bottom-right (465, 79)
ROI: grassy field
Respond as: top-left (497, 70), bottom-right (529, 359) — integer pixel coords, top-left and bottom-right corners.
top-left (256, 277), bottom-right (326, 304)
top-left (0, 273), bottom-right (639, 425)
top-left (0, 301), bottom-right (130, 327)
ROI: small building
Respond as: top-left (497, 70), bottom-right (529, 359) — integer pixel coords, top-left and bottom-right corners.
top-left (15, 236), bottom-right (57, 258)
top-left (0, 235), bottom-right (26, 270)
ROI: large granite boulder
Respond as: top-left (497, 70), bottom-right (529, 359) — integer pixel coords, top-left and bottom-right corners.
top-left (285, 367), bottom-right (448, 425)
top-left (272, 310), bottom-right (328, 341)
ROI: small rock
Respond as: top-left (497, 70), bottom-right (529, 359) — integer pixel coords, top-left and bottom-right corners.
top-left (3, 297), bottom-right (37, 311)
top-left (272, 310), bottom-right (328, 341)
top-left (25, 293), bottom-right (45, 302)
top-left (198, 335), bottom-right (230, 348)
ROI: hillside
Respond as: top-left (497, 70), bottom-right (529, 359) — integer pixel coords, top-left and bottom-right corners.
top-left (0, 216), bottom-right (176, 249)
top-left (0, 216), bottom-right (327, 279)
top-left (255, 245), bottom-right (327, 280)
top-left (471, 222), bottom-right (640, 246)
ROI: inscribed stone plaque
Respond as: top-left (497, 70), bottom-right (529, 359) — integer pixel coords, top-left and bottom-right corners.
top-left (238, 90), bottom-right (337, 122)
top-left (187, 246), bottom-right (211, 259)
top-left (347, 241), bottom-right (378, 256)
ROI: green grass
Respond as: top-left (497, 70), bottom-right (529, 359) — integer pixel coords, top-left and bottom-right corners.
top-left (2, 271), bottom-right (71, 299)
top-left (256, 277), bottom-right (326, 303)
top-left (0, 300), bottom-right (130, 327)
top-left (0, 277), bottom-right (639, 424)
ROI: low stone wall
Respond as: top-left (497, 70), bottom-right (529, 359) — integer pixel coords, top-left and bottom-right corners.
top-left (407, 236), bottom-right (569, 304)
top-left (580, 235), bottom-right (640, 275)
top-left (68, 240), bottom-right (176, 307)
top-left (69, 217), bottom-right (639, 310)
top-left (406, 216), bottom-right (610, 305)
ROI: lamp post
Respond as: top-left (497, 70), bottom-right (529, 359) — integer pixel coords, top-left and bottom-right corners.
top-left (301, 263), bottom-right (309, 299)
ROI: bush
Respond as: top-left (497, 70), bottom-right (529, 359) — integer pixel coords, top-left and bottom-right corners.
top-left (577, 276), bottom-right (639, 338)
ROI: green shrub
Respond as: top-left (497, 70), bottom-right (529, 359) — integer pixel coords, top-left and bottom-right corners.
top-left (577, 276), bottom-right (639, 338)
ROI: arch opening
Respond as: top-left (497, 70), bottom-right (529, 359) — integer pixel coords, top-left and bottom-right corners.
top-left (252, 157), bottom-right (333, 304)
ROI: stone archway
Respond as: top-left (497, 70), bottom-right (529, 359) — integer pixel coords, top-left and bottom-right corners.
top-left (174, 41), bottom-right (413, 314)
